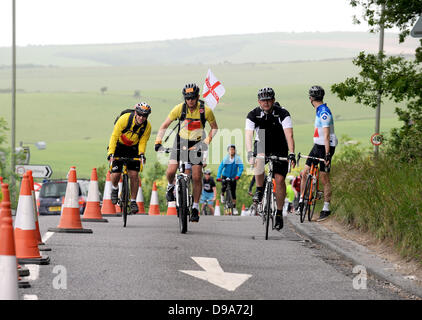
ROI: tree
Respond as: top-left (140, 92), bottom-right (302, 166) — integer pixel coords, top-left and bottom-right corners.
top-left (100, 86), bottom-right (108, 95)
top-left (332, 1), bottom-right (422, 161)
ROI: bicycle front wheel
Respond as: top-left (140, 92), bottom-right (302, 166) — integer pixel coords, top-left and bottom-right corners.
top-left (121, 174), bottom-right (129, 227)
top-left (264, 182), bottom-right (273, 240)
top-left (301, 175), bottom-right (312, 223)
top-left (178, 179), bottom-right (188, 234)
top-left (308, 181), bottom-right (318, 222)
top-left (225, 190), bottom-right (233, 215)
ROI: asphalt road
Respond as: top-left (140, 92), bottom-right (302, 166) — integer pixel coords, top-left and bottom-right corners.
top-left (20, 214), bottom-right (406, 300)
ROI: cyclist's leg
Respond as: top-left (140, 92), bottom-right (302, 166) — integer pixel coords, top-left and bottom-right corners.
top-left (274, 173), bottom-right (286, 211)
top-left (231, 180), bottom-right (237, 212)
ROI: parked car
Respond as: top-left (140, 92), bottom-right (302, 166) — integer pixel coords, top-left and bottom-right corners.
top-left (37, 179), bottom-right (88, 215)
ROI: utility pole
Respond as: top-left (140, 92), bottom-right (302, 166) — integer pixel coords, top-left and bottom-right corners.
top-left (11, 0), bottom-right (17, 204)
top-left (374, 3), bottom-right (385, 157)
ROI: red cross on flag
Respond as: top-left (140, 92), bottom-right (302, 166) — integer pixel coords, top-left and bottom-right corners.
top-left (203, 69), bottom-right (225, 110)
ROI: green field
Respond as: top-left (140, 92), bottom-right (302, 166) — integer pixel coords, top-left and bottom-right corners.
top-left (0, 59), bottom-right (402, 179)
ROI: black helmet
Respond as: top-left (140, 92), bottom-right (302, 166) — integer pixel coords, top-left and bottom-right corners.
top-left (257, 87), bottom-right (275, 101)
top-left (182, 83), bottom-right (200, 100)
top-left (309, 85), bottom-right (325, 101)
top-left (227, 144), bottom-right (236, 151)
top-left (134, 102), bottom-right (151, 117)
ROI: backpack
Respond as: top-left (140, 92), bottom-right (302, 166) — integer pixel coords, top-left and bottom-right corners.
top-left (114, 109), bottom-right (147, 138)
top-left (179, 99), bottom-right (206, 128)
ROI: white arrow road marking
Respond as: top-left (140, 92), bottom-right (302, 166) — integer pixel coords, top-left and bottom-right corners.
top-left (180, 257), bottom-right (252, 292)
top-left (42, 231), bottom-right (54, 243)
top-left (23, 295), bottom-right (39, 300)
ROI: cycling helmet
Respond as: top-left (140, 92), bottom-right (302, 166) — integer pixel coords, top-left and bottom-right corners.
top-left (135, 102), bottom-right (151, 117)
top-left (309, 85), bottom-right (325, 101)
top-left (204, 169), bottom-right (212, 175)
top-left (227, 144), bottom-right (236, 151)
top-left (257, 87), bottom-right (275, 101)
top-left (182, 83), bottom-right (200, 100)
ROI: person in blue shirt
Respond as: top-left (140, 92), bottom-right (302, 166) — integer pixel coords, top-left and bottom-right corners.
top-left (299, 85), bottom-right (338, 222)
top-left (216, 144), bottom-right (244, 214)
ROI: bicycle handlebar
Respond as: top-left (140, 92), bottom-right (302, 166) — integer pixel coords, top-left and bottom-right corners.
top-left (253, 155), bottom-right (291, 173)
top-left (296, 152), bottom-right (325, 166)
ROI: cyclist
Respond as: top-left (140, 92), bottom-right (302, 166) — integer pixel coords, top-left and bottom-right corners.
top-left (299, 85), bottom-right (338, 222)
top-left (154, 83), bottom-right (219, 223)
top-left (200, 169), bottom-right (216, 215)
top-left (107, 102), bottom-right (152, 214)
top-left (216, 144), bottom-right (244, 215)
top-left (245, 87), bottom-right (296, 230)
top-left (285, 176), bottom-right (295, 214)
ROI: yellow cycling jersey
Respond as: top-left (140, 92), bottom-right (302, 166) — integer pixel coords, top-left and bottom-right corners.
top-left (107, 112), bottom-right (151, 155)
top-left (168, 102), bottom-right (216, 141)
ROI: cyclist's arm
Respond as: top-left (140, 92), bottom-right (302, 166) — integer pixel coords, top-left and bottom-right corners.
top-left (283, 127), bottom-right (295, 154)
top-left (212, 186), bottom-right (217, 200)
top-left (204, 120), bottom-right (218, 145)
top-left (138, 122), bottom-right (151, 155)
top-left (155, 117), bottom-right (173, 144)
top-left (236, 157), bottom-right (244, 177)
top-left (245, 129), bottom-right (254, 154)
top-left (216, 160), bottom-right (225, 179)
top-left (323, 127), bottom-right (330, 155)
top-left (107, 116), bottom-right (127, 156)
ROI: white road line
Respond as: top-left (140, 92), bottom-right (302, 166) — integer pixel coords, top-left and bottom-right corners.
top-left (23, 264), bottom-right (40, 281)
top-left (23, 294), bottom-right (39, 300)
top-left (42, 231), bottom-right (54, 243)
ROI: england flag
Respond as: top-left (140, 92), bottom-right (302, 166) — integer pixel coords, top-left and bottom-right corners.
top-left (202, 69), bottom-right (225, 110)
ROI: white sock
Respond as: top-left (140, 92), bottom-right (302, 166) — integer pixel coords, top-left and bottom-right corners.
top-left (193, 203), bottom-right (199, 210)
top-left (299, 197), bottom-right (303, 203)
top-left (168, 183), bottom-right (174, 188)
top-left (131, 199), bottom-right (136, 202)
top-left (112, 185), bottom-right (118, 190)
top-left (323, 202), bottom-right (330, 211)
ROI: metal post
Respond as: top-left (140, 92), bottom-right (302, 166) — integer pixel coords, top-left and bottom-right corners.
top-left (11, 0), bottom-right (16, 204)
top-left (374, 4), bottom-right (385, 157)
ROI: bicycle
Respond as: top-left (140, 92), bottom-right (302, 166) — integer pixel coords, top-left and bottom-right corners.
top-left (220, 177), bottom-right (235, 215)
top-left (110, 156), bottom-right (144, 228)
top-left (253, 155), bottom-right (290, 240)
top-left (160, 147), bottom-right (193, 234)
top-left (200, 199), bottom-right (211, 216)
top-left (296, 152), bottom-right (325, 223)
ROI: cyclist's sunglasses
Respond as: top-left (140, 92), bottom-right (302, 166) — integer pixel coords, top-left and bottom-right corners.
top-left (135, 110), bottom-right (149, 117)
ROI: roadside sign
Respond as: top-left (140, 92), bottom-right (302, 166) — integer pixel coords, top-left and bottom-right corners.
top-left (411, 15), bottom-right (422, 38)
top-left (371, 133), bottom-right (383, 146)
top-left (15, 164), bottom-right (53, 178)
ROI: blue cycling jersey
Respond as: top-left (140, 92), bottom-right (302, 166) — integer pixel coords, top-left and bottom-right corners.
top-left (313, 104), bottom-right (338, 147)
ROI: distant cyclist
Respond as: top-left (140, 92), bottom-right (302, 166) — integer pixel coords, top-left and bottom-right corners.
top-left (154, 83), bottom-right (218, 223)
top-left (216, 144), bottom-right (244, 215)
top-left (245, 87), bottom-right (296, 230)
top-left (200, 169), bottom-right (217, 215)
top-left (299, 85), bottom-right (338, 222)
top-left (107, 102), bottom-right (152, 214)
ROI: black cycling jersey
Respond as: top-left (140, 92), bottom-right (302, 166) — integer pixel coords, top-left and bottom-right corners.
top-left (203, 177), bottom-right (216, 193)
top-left (246, 102), bottom-right (292, 155)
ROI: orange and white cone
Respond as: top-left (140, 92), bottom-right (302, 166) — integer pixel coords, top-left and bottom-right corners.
top-left (166, 201), bottom-right (177, 216)
top-left (14, 173), bottom-right (50, 264)
top-left (148, 181), bottom-right (160, 215)
top-left (27, 170), bottom-right (51, 252)
top-left (82, 168), bottom-right (108, 223)
top-left (0, 183), bottom-right (30, 280)
top-left (101, 171), bottom-right (118, 217)
top-left (214, 199), bottom-right (221, 216)
top-left (48, 167), bottom-right (92, 234)
top-left (0, 214), bottom-right (19, 300)
top-left (240, 204), bottom-right (248, 216)
top-left (136, 178), bottom-right (146, 214)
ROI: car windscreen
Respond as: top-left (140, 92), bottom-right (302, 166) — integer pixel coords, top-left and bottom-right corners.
top-left (39, 182), bottom-right (82, 198)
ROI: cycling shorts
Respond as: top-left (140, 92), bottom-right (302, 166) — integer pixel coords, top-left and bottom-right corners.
top-left (306, 144), bottom-right (335, 173)
top-left (170, 136), bottom-right (204, 166)
top-left (111, 142), bottom-right (141, 173)
top-left (253, 141), bottom-right (289, 177)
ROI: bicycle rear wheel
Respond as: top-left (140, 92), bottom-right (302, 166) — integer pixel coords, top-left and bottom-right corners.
top-left (121, 174), bottom-right (129, 227)
top-left (264, 182), bottom-right (273, 240)
top-left (301, 175), bottom-right (312, 223)
top-left (178, 179), bottom-right (188, 234)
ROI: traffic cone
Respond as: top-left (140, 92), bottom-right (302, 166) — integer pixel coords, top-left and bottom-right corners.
top-left (27, 171), bottom-right (51, 251)
top-left (101, 171), bottom-right (119, 217)
top-left (240, 204), bottom-right (248, 216)
top-left (0, 183), bottom-right (30, 281)
top-left (166, 201), bottom-right (177, 216)
top-left (136, 178), bottom-right (146, 214)
top-left (214, 199), bottom-right (221, 216)
top-left (48, 167), bottom-right (92, 234)
top-left (0, 215), bottom-right (19, 300)
top-left (148, 181), bottom-right (160, 215)
top-left (82, 168), bottom-right (108, 223)
top-left (14, 173), bottom-right (50, 264)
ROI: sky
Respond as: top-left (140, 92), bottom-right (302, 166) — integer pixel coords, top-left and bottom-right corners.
top-left (0, 0), bottom-right (383, 47)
